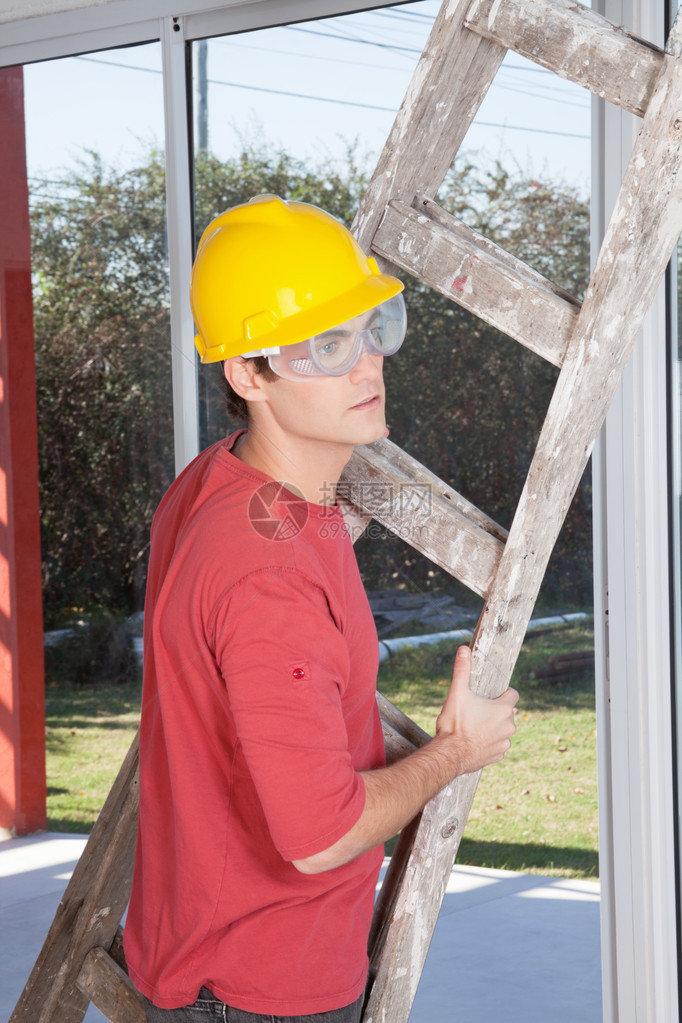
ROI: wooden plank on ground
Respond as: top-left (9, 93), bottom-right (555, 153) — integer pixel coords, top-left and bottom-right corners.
top-left (373, 197), bottom-right (579, 366)
top-left (340, 438), bottom-right (507, 599)
top-left (76, 947), bottom-right (145, 1023)
top-left (9, 734), bottom-right (140, 1023)
top-left (464, 0), bottom-right (663, 117)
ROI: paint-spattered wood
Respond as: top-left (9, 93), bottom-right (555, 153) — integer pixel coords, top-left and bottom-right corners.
top-left (352, 0), bottom-right (507, 256)
top-left (364, 778), bottom-right (471, 1023)
top-left (9, 734), bottom-right (139, 1023)
top-left (340, 438), bottom-right (506, 599)
top-left (76, 948), bottom-right (145, 1023)
top-left (367, 814), bottom-right (423, 974)
top-left (363, 29), bottom-right (682, 1023)
top-left (465, 0), bottom-right (663, 117)
top-left (374, 197), bottom-right (579, 367)
top-left (472, 43), bottom-right (682, 697)
top-left (352, 438), bottom-right (507, 543)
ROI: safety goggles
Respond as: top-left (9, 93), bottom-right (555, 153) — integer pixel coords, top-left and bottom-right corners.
top-left (241, 292), bottom-right (407, 381)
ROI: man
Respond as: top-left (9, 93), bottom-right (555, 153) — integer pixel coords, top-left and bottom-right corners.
top-left (124, 194), bottom-right (518, 1023)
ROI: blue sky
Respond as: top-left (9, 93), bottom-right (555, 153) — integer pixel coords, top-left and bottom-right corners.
top-left (23, 1), bottom-right (590, 193)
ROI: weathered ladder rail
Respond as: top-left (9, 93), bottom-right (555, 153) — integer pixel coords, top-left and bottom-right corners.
top-left (9, 734), bottom-right (141, 1023)
top-left (11, 0), bottom-right (682, 1020)
top-left (346, 1), bottom-right (682, 1020)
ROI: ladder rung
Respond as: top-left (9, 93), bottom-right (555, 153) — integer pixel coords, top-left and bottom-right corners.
top-left (349, 437), bottom-right (507, 543)
top-left (373, 197), bottom-right (578, 367)
top-left (341, 438), bottom-right (506, 599)
top-left (382, 719), bottom-right (419, 764)
top-left (465, 0), bottom-right (663, 118)
top-left (378, 691), bottom-right (431, 751)
top-left (108, 926), bottom-right (128, 974)
top-left (76, 947), bottom-right (145, 1023)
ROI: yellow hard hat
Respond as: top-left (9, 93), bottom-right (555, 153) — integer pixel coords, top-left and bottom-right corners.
top-left (191, 194), bottom-right (404, 363)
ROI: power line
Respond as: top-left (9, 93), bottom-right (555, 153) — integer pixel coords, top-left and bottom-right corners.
top-left (208, 75), bottom-right (397, 112)
top-left (204, 74), bottom-right (590, 138)
top-left (72, 56), bottom-right (400, 112)
top-left (72, 55), bottom-right (588, 139)
top-left (212, 33), bottom-right (589, 109)
top-left (373, 8), bottom-right (436, 21)
top-left (472, 120), bottom-right (587, 140)
top-left (285, 24), bottom-right (421, 53)
top-left (496, 78), bottom-right (589, 109)
top-left (76, 48), bottom-right (569, 86)
top-left (284, 24), bottom-right (579, 81)
top-left (75, 55), bottom-right (162, 74)
top-left (212, 36), bottom-right (408, 73)
top-left (236, 51), bottom-right (583, 116)
top-left (332, 12), bottom-right (428, 52)
top-left (373, 6), bottom-right (438, 21)
top-left (206, 74), bottom-right (588, 136)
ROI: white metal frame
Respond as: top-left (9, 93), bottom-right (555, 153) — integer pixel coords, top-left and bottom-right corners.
top-left (161, 15), bottom-right (200, 474)
top-left (0, 0), bottom-right (409, 72)
top-left (593, 1), bottom-right (679, 1019)
top-left (2, 0), bottom-right (681, 1017)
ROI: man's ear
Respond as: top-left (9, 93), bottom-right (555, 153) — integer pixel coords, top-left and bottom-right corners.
top-left (224, 357), bottom-right (270, 405)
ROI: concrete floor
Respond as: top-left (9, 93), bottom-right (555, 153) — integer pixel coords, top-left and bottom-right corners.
top-left (0, 833), bottom-right (602, 1022)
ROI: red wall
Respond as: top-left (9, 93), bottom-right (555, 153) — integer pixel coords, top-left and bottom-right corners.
top-left (0, 66), bottom-right (47, 835)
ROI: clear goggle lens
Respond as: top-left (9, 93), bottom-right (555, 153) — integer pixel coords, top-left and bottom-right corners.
top-left (243, 292), bottom-right (406, 380)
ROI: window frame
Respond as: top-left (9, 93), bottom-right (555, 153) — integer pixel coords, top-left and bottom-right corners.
top-left (3, 0), bottom-right (680, 1017)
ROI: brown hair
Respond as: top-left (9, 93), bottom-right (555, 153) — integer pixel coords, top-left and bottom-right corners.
top-left (222, 357), bottom-right (277, 422)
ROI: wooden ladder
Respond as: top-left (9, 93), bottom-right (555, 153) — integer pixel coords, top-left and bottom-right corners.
top-left (12, 1), bottom-right (682, 1020)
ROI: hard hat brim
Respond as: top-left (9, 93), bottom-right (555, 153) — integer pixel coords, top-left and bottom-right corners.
top-left (197, 273), bottom-right (404, 364)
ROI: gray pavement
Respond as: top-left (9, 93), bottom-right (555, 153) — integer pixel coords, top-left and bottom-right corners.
top-left (0, 833), bottom-right (602, 1022)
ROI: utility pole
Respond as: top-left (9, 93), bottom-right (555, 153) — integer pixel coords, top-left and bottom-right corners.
top-left (196, 39), bottom-right (208, 154)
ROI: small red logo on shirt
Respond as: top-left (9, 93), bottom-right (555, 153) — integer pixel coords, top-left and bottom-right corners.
top-left (248, 481), bottom-right (309, 541)
top-left (290, 661), bottom-right (310, 682)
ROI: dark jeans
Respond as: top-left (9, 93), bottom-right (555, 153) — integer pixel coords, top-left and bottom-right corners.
top-left (143, 988), bottom-right (364, 1023)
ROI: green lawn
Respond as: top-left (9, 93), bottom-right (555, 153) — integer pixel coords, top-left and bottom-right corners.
top-left (45, 681), bottom-right (142, 833)
top-left (377, 620), bottom-right (597, 878)
top-left (45, 619), bottom-right (598, 878)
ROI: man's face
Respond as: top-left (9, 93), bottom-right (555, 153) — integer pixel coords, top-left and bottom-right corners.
top-left (249, 307), bottom-right (388, 452)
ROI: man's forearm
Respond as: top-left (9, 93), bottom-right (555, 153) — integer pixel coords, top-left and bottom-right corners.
top-left (292, 735), bottom-right (472, 874)
top-left (292, 647), bottom-right (518, 875)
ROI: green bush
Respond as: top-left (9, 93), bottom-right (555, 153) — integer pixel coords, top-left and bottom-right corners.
top-left (31, 146), bottom-right (592, 624)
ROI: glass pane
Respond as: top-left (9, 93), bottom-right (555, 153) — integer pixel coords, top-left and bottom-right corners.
top-left (190, 0), bottom-right (596, 912)
top-left (191, 0), bottom-right (591, 615)
top-left (23, 45), bottom-right (174, 680)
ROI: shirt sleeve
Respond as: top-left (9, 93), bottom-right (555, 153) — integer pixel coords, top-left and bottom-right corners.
top-left (210, 566), bottom-right (366, 861)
